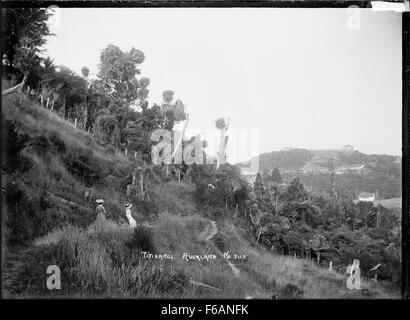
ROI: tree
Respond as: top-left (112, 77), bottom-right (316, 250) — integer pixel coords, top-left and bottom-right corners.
top-left (174, 100), bottom-right (187, 121)
top-left (309, 233), bottom-right (331, 263)
top-left (53, 66), bottom-right (88, 119)
top-left (83, 79), bottom-right (110, 131)
top-left (271, 167), bottom-right (282, 184)
top-left (81, 66), bottom-right (90, 79)
top-left (280, 177), bottom-right (308, 202)
top-left (253, 173), bottom-right (265, 202)
top-left (215, 165), bottom-right (248, 210)
top-left (5, 119), bottom-right (33, 173)
top-left (215, 117), bottom-right (229, 169)
top-left (215, 117), bottom-right (226, 130)
top-left (124, 104), bottom-right (164, 161)
top-left (161, 90), bottom-right (176, 130)
top-left (97, 44), bottom-right (149, 146)
top-left (1, 8), bottom-right (52, 91)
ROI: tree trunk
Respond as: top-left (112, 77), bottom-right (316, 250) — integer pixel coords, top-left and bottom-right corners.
top-left (256, 229), bottom-right (262, 243)
top-left (2, 82), bottom-right (23, 96)
top-left (63, 96), bottom-right (68, 119)
top-left (40, 89), bottom-right (44, 106)
top-left (19, 72), bottom-right (29, 93)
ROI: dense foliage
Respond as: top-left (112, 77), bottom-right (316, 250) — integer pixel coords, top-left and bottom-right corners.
top-left (246, 170), bottom-right (401, 283)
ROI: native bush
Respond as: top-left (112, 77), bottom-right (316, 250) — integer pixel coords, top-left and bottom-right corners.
top-left (126, 225), bottom-right (156, 254)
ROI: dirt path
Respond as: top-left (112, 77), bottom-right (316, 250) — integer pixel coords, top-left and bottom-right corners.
top-left (196, 219), bottom-right (218, 241)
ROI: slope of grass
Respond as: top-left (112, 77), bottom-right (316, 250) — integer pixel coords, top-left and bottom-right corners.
top-left (5, 211), bottom-right (399, 298)
top-left (2, 94), bottom-right (136, 245)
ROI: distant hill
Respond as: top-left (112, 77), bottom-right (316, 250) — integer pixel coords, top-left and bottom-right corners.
top-left (242, 147), bottom-right (401, 174)
top-left (249, 148), bottom-right (314, 173)
top-left (239, 147), bottom-right (401, 199)
top-left (374, 198), bottom-right (402, 210)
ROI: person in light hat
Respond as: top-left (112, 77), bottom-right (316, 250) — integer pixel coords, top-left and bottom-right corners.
top-left (125, 203), bottom-right (137, 228)
top-left (94, 199), bottom-right (107, 232)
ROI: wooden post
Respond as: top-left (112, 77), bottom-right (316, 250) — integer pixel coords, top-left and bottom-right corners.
top-left (126, 184), bottom-right (131, 196)
top-left (329, 261), bottom-right (333, 271)
top-left (74, 118), bottom-right (77, 128)
top-left (134, 151), bottom-right (137, 158)
top-left (125, 148), bottom-right (128, 156)
top-left (140, 168), bottom-right (144, 199)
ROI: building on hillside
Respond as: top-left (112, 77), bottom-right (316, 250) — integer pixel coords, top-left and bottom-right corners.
top-left (335, 164), bottom-right (364, 175)
top-left (343, 145), bottom-right (354, 151)
top-left (241, 171), bottom-right (257, 184)
top-left (358, 192), bottom-right (376, 202)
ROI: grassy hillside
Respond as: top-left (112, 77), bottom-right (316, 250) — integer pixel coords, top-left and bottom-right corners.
top-left (4, 212), bottom-right (398, 298)
top-left (2, 94), bottom-right (399, 298)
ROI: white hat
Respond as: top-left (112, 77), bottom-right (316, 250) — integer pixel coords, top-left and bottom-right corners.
top-left (125, 203), bottom-right (132, 209)
top-left (96, 199), bottom-right (104, 204)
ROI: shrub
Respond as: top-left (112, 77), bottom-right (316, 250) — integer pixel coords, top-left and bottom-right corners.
top-left (126, 226), bottom-right (156, 254)
top-left (31, 135), bottom-right (52, 160)
top-left (4, 119), bottom-right (33, 173)
top-left (212, 233), bottom-right (226, 252)
top-left (106, 145), bottom-right (116, 154)
top-left (48, 131), bottom-right (66, 153)
top-left (13, 238), bottom-right (80, 296)
top-left (63, 147), bottom-right (107, 185)
top-left (5, 181), bottom-right (64, 245)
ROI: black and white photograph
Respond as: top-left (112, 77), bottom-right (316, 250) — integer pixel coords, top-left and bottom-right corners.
top-left (1, 1), bottom-right (407, 300)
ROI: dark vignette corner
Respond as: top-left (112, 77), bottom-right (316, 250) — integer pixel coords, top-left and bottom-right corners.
top-left (402, 11), bottom-right (410, 301)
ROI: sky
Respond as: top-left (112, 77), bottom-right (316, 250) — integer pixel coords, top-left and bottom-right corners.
top-left (45, 8), bottom-right (402, 161)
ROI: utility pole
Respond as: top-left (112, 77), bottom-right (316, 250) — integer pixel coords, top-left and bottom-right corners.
top-left (328, 157), bottom-right (336, 198)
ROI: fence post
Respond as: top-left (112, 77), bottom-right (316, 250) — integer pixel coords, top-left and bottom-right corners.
top-left (74, 118), bottom-right (77, 128)
top-left (125, 148), bottom-right (128, 156)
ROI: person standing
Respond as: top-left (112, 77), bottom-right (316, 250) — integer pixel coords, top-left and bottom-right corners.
top-left (95, 199), bottom-right (107, 232)
top-left (125, 203), bottom-right (137, 228)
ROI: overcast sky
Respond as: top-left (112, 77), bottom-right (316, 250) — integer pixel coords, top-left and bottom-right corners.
top-left (45, 8), bottom-right (402, 160)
